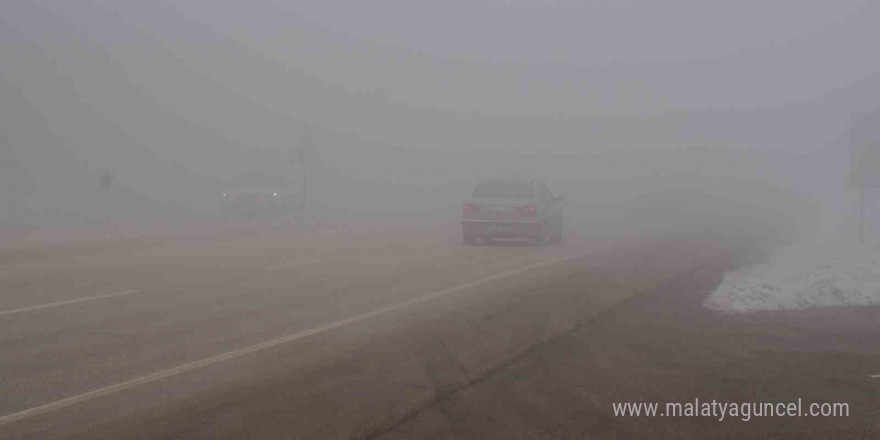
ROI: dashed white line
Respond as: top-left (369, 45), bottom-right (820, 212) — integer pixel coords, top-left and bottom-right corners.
top-left (870, 374), bottom-right (880, 378)
top-left (0, 290), bottom-right (142, 317)
top-left (0, 254), bottom-right (576, 426)
top-left (264, 258), bottom-right (332, 272)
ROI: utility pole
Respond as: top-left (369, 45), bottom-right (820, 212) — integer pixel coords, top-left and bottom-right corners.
top-left (302, 160), bottom-right (309, 213)
top-left (99, 169), bottom-right (119, 239)
top-left (850, 113), bottom-right (862, 243)
top-left (850, 112), bottom-right (871, 243)
top-left (297, 133), bottom-right (315, 224)
top-left (860, 186), bottom-right (866, 243)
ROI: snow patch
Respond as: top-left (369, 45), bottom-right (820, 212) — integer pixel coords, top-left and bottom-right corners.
top-left (706, 241), bottom-right (880, 312)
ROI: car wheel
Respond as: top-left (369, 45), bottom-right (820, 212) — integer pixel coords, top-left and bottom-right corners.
top-left (463, 235), bottom-right (477, 246)
top-left (534, 236), bottom-right (547, 247)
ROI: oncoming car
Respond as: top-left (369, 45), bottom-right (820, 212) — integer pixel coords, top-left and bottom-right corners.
top-left (461, 180), bottom-right (564, 246)
top-left (220, 186), bottom-right (301, 221)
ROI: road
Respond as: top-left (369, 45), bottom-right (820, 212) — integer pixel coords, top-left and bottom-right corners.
top-left (376, 245), bottom-right (880, 440)
top-left (0, 222), bottom-right (599, 438)
top-left (5, 222), bottom-right (868, 439)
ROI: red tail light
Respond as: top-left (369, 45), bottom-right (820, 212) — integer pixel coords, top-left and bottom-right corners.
top-left (462, 203), bottom-right (481, 215)
top-left (516, 205), bottom-right (537, 214)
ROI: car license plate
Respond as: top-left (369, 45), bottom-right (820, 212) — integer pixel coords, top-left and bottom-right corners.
top-left (488, 224), bottom-right (510, 232)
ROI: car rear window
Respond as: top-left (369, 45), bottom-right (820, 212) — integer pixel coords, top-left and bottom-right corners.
top-left (473, 181), bottom-right (534, 199)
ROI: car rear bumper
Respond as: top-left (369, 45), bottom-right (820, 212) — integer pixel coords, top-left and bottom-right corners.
top-left (461, 219), bottom-right (545, 239)
top-left (221, 203), bottom-right (295, 217)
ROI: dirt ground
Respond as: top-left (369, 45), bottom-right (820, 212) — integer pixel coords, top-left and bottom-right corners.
top-left (376, 247), bottom-right (880, 439)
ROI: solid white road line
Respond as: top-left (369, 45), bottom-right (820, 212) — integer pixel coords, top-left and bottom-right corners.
top-left (870, 374), bottom-right (880, 378)
top-left (0, 255), bottom-right (576, 426)
top-left (264, 259), bottom-right (332, 272)
top-left (0, 290), bottom-right (142, 317)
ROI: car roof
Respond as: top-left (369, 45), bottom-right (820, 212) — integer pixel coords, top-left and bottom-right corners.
top-left (223, 187), bottom-right (290, 195)
top-left (223, 172), bottom-right (293, 188)
top-left (478, 179), bottom-right (537, 186)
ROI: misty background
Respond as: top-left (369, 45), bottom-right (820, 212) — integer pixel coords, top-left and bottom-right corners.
top-left (3, 0), bottom-right (880, 241)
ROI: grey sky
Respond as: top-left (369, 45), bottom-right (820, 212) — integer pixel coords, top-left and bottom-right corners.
top-left (2, 0), bottom-right (878, 229)
top-left (157, 0), bottom-right (878, 113)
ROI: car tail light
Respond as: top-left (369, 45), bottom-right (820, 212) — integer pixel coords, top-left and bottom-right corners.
top-left (462, 203), bottom-right (481, 215)
top-left (229, 195), bottom-right (237, 202)
top-left (516, 205), bottom-right (537, 214)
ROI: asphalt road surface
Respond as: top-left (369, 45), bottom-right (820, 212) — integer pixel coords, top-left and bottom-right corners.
top-left (0, 223), bottom-right (595, 438)
top-left (1, 224), bottom-right (876, 439)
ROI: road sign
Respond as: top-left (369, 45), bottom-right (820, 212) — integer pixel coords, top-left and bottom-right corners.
top-left (850, 111), bottom-right (880, 189)
top-left (850, 110), bottom-right (880, 243)
top-left (100, 171), bottom-right (114, 190)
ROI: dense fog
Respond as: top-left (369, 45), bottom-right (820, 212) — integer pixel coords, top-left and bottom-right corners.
top-left (3, 0), bottom-right (880, 242)
top-left (5, 3), bottom-right (880, 438)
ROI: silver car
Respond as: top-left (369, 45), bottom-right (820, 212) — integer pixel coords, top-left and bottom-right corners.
top-left (461, 180), bottom-right (564, 246)
top-left (220, 186), bottom-right (301, 221)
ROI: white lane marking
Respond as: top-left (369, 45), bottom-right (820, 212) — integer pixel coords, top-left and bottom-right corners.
top-left (0, 254), bottom-right (576, 426)
top-left (264, 259), bottom-right (332, 272)
top-left (870, 374), bottom-right (880, 378)
top-left (0, 290), bottom-right (142, 317)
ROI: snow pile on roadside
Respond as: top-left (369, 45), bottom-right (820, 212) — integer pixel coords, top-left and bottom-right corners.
top-left (705, 241), bottom-right (880, 312)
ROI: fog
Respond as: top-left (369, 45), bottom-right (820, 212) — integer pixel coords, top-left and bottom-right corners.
top-left (3, 0), bottom-right (880, 241)
top-left (6, 3), bottom-right (880, 438)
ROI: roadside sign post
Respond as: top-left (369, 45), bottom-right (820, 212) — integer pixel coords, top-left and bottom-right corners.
top-left (99, 170), bottom-right (120, 239)
top-left (296, 133), bottom-right (316, 226)
top-left (850, 111), bottom-right (880, 243)
top-left (860, 187), bottom-right (866, 243)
